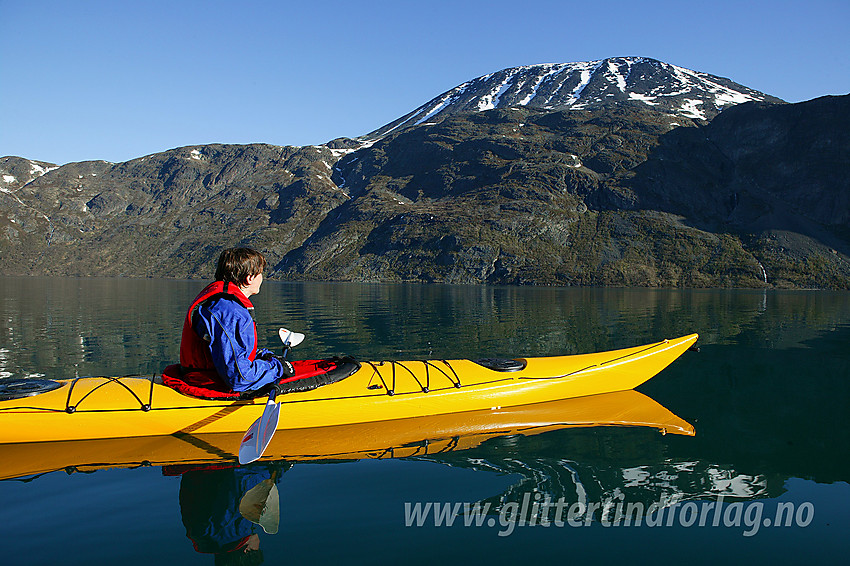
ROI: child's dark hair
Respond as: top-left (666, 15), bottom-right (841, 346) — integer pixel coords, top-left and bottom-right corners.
top-left (215, 248), bottom-right (267, 286)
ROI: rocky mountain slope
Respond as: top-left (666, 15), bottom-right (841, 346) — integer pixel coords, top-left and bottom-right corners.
top-left (367, 57), bottom-right (783, 138)
top-left (0, 145), bottom-right (347, 278)
top-left (281, 95), bottom-right (850, 288)
top-left (1, 59), bottom-right (847, 288)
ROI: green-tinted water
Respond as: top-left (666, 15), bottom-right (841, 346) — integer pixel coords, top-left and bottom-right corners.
top-left (1, 277), bottom-right (848, 564)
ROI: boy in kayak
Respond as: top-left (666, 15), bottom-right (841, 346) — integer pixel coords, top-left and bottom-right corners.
top-left (166, 247), bottom-right (293, 397)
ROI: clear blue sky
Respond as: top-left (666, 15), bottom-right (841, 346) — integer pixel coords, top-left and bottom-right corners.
top-left (2, 0), bottom-right (848, 165)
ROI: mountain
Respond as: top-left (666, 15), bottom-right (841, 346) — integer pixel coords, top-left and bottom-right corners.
top-left (283, 95), bottom-right (850, 288)
top-left (366, 57), bottom-right (784, 139)
top-left (0, 145), bottom-right (346, 278)
top-left (1, 59), bottom-right (847, 288)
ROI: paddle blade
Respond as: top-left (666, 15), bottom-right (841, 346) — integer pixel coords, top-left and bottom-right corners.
top-left (259, 484), bottom-right (280, 534)
top-left (238, 399), bottom-right (281, 465)
top-left (278, 328), bottom-right (305, 348)
top-left (239, 480), bottom-right (280, 534)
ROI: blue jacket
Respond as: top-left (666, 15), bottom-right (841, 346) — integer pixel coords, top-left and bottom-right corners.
top-left (193, 295), bottom-right (284, 392)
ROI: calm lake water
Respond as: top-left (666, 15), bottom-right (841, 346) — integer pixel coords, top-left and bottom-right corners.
top-left (1, 277), bottom-right (848, 564)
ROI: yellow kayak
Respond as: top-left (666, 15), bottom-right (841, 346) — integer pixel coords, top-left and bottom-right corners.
top-left (0, 389), bottom-right (694, 480)
top-left (0, 334), bottom-right (697, 445)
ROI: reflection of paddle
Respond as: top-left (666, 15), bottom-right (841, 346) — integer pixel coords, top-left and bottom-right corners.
top-left (238, 329), bottom-right (304, 465)
top-left (239, 471), bottom-right (280, 534)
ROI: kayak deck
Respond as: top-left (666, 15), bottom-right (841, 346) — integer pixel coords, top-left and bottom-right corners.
top-left (0, 334), bottom-right (698, 444)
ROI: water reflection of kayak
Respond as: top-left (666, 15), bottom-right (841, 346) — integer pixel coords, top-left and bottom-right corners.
top-left (0, 334), bottom-right (697, 445)
top-left (0, 389), bottom-right (693, 480)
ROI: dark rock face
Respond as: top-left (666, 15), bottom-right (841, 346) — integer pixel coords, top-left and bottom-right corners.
top-left (629, 95), bottom-right (850, 287)
top-left (276, 97), bottom-right (850, 288)
top-left (1, 65), bottom-right (847, 289)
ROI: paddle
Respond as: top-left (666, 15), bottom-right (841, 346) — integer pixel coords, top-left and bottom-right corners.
top-left (238, 329), bottom-right (304, 465)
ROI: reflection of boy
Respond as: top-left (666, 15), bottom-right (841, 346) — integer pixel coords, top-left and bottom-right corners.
top-left (174, 463), bottom-right (288, 565)
top-left (178, 248), bottom-right (293, 395)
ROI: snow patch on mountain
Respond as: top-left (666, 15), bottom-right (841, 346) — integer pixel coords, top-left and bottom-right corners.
top-left (478, 72), bottom-right (515, 111)
top-left (29, 161), bottom-right (58, 176)
top-left (0, 158), bottom-right (60, 191)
